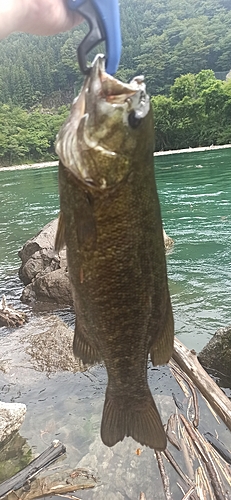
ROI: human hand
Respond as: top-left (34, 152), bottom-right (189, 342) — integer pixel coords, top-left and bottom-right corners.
top-left (0, 0), bottom-right (82, 39)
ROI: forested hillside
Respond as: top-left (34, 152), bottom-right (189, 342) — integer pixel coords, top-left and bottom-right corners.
top-left (0, 0), bottom-right (231, 106)
top-left (0, 0), bottom-right (231, 165)
top-left (152, 70), bottom-right (231, 150)
top-left (0, 69), bottom-right (230, 165)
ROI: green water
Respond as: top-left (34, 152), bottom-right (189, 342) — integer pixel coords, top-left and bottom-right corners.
top-left (0, 149), bottom-right (231, 352)
top-left (156, 148), bottom-right (231, 351)
top-left (0, 166), bottom-right (59, 303)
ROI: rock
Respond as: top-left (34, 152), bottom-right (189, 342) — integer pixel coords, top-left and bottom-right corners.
top-left (18, 219), bottom-right (66, 285)
top-left (198, 325), bottom-right (231, 377)
top-left (21, 269), bottom-right (72, 306)
top-left (24, 315), bottom-right (86, 374)
top-left (19, 249), bottom-right (60, 286)
top-left (0, 314), bottom-right (86, 379)
top-left (0, 401), bottom-right (27, 444)
top-left (19, 218), bottom-right (72, 307)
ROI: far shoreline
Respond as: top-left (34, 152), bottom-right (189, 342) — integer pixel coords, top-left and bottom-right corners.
top-left (155, 143), bottom-right (231, 156)
top-left (0, 144), bottom-right (230, 171)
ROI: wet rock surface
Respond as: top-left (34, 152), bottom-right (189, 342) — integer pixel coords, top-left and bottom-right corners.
top-left (24, 315), bottom-right (86, 374)
top-left (77, 435), bottom-right (166, 500)
top-left (198, 325), bottom-right (231, 378)
top-left (0, 314), bottom-right (85, 379)
top-left (0, 314), bottom-right (177, 497)
top-left (0, 315), bottom-right (85, 452)
top-left (78, 395), bottom-right (176, 500)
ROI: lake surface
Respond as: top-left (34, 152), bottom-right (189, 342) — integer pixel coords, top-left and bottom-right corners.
top-left (0, 149), bottom-right (231, 498)
top-left (0, 149), bottom-right (231, 351)
top-left (157, 148), bottom-right (231, 352)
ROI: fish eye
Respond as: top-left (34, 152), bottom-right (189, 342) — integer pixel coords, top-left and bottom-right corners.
top-left (128, 110), bottom-right (141, 129)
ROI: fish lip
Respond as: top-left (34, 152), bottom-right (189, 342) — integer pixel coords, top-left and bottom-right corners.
top-left (87, 54), bottom-right (105, 98)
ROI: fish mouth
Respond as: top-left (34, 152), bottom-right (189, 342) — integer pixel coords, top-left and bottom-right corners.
top-left (86, 54), bottom-right (149, 119)
top-left (88, 54), bottom-right (139, 103)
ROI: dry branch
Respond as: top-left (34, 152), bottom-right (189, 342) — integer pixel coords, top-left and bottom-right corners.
top-left (155, 451), bottom-right (172, 500)
top-left (180, 415), bottom-right (227, 500)
top-left (173, 338), bottom-right (231, 432)
top-left (0, 440), bottom-right (66, 499)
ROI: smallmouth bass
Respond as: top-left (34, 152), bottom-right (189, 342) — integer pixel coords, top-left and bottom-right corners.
top-left (55, 55), bottom-right (174, 451)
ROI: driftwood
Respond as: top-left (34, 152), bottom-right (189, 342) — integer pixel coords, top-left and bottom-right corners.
top-left (172, 338), bottom-right (231, 432)
top-left (155, 451), bottom-right (172, 500)
top-left (5, 468), bottom-right (97, 500)
top-left (0, 296), bottom-right (27, 328)
top-left (0, 440), bottom-right (66, 499)
top-left (204, 432), bottom-right (231, 465)
top-left (162, 338), bottom-right (231, 500)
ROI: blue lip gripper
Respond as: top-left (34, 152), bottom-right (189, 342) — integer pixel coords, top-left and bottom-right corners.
top-left (66, 0), bottom-right (121, 75)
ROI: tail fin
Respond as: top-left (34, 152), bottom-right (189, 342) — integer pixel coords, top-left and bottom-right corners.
top-left (101, 387), bottom-right (166, 451)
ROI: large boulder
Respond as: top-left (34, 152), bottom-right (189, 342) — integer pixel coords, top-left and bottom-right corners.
top-left (198, 325), bottom-right (231, 377)
top-left (19, 219), bottom-right (72, 307)
top-left (18, 219), bottom-right (66, 285)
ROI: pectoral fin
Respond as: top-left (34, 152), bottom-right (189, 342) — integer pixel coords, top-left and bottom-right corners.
top-left (55, 211), bottom-right (66, 252)
top-left (149, 298), bottom-right (174, 366)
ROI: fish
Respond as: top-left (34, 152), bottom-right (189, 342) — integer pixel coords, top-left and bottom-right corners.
top-left (55, 54), bottom-right (174, 451)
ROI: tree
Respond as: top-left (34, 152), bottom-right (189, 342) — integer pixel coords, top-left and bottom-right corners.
top-left (152, 69), bottom-right (231, 151)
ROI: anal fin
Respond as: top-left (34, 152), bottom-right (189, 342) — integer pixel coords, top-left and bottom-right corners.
top-left (73, 322), bottom-right (102, 365)
top-left (149, 298), bottom-right (174, 366)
